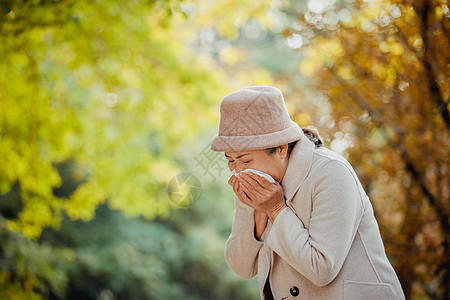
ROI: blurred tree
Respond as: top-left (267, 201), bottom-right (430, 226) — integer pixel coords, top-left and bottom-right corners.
top-left (0, 0), bottom-right (227, 238)
top-left (0, 215), bottom-right (74, 299)
top-left (38, 199), bottom-right (259, 300)
top-left (1, 146), bottom-right (261, 299)
top-left (0, 0), bottom-right (274, 298)
top-left (279, 0), bottom-right (449, 298)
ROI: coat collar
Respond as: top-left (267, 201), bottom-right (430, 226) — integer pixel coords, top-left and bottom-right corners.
top-left (281, 136), bottom-right (315, 202)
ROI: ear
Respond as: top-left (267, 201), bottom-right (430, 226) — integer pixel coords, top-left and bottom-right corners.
top-left (278, 144), bottom-right (289, 159)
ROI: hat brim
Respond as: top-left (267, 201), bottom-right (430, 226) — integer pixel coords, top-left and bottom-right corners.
top-left (211, 122), bottom-right (303, 152)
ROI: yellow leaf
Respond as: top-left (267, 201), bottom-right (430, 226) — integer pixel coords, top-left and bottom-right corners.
top-left (65, 181), bottom-right (106, 221)
top-left (286, 102), bottom-right (296, 117)
top-left (337, 65), bottom-right (354, 80)
top-left (299, 59), bottom-right (321, 76)
top-left (391, 43), bottom-right (404, 55)
top-left (219, 46), bottom-right (246, 65)
top-left (317, 37), bottom-right (344, 58)
top-left (435, 6), bottom-right (444, 21)
top-left (294, 113), bottom-right (311, 127)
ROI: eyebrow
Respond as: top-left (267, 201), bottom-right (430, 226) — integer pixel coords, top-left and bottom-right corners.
top-left (224, 153), bottom-right (251, 159)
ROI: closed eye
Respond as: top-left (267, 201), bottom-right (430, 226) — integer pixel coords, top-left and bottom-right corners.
top-left (227, 160), bottom-right (251, 163)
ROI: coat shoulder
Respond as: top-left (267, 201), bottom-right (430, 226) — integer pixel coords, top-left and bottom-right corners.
top-left (313, 147), bottom-right (350, 164)
top-left (309, 147), bottom-right (355, 176)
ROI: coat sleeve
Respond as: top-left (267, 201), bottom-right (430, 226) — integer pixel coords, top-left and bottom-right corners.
top-left (266, 160), bottom-right (364, 287)
top-left (224, 194), bottom-right (264, 279)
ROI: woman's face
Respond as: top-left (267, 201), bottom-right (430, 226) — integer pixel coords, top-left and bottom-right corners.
top-left (224, 144), bottom-right (289, 183)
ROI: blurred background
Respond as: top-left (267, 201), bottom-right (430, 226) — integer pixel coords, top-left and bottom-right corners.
top-left (0, 0), bottom-right (449, 299)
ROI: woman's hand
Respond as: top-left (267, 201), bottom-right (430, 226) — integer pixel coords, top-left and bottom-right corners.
top-left (231, 172), bottom-right (287, 223)
top-left (228, 175), bottom-right (269, 239)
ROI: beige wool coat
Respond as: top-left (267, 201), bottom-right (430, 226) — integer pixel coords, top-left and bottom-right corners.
top-left (224, 136), bottom-right (405, 300)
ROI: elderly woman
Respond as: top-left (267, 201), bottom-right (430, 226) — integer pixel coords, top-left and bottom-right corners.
top-left (210, 86), bottom-right (405, 300)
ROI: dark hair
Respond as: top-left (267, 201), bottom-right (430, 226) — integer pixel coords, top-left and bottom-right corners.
top-left (264, 127), bottom-right (323, 156)
top-left (265, 141), bottom-right (298, 156)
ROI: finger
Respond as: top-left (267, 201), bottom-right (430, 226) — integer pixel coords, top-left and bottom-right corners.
top-left (230, 175), bottom-right (241, 192)
top-left (237, 176), bottom-right (262, 200)
top-left (239, 173), bottom-right (267, 194)
top-left (236, 182), bottom-right (253, 206)
top-left (234, 177), bottom-right (250, 201)
top-left (228, 175), bottom-right (236, 187)
top-left (231, 176), bottom-right (241, 195)
top-left (230, 175), bottom-right (257, 209)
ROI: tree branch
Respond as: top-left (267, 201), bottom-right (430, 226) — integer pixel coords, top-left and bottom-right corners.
top-left (413, 1), bottom-right (450, 131)
top-left (329, 66), bottom-right (449, 242)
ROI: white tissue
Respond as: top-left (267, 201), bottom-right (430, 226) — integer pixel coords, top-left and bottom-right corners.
top-left (227, 167), bottom-right (276, 183)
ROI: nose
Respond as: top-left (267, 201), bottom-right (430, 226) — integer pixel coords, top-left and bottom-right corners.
top-left (234, 162), bottom-right (246, 173)
top-left (228, 162), bottom-right (245, 174)
top-left (234, 167), bottom-right (244, 173)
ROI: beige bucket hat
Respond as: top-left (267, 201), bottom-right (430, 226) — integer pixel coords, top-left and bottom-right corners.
top-left (211, 86), bottom-right (303, 152)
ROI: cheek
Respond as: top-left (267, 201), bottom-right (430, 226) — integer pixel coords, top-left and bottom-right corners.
top-left (249, 158), bottom-right (275, 174)
top-left (246, 160), bottom-right (262, 170)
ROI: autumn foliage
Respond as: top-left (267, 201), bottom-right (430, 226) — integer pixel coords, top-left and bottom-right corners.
top-left (0, 0), bottom-right (449, 299)
top-left (286, 0), bottom-right (449, 298)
